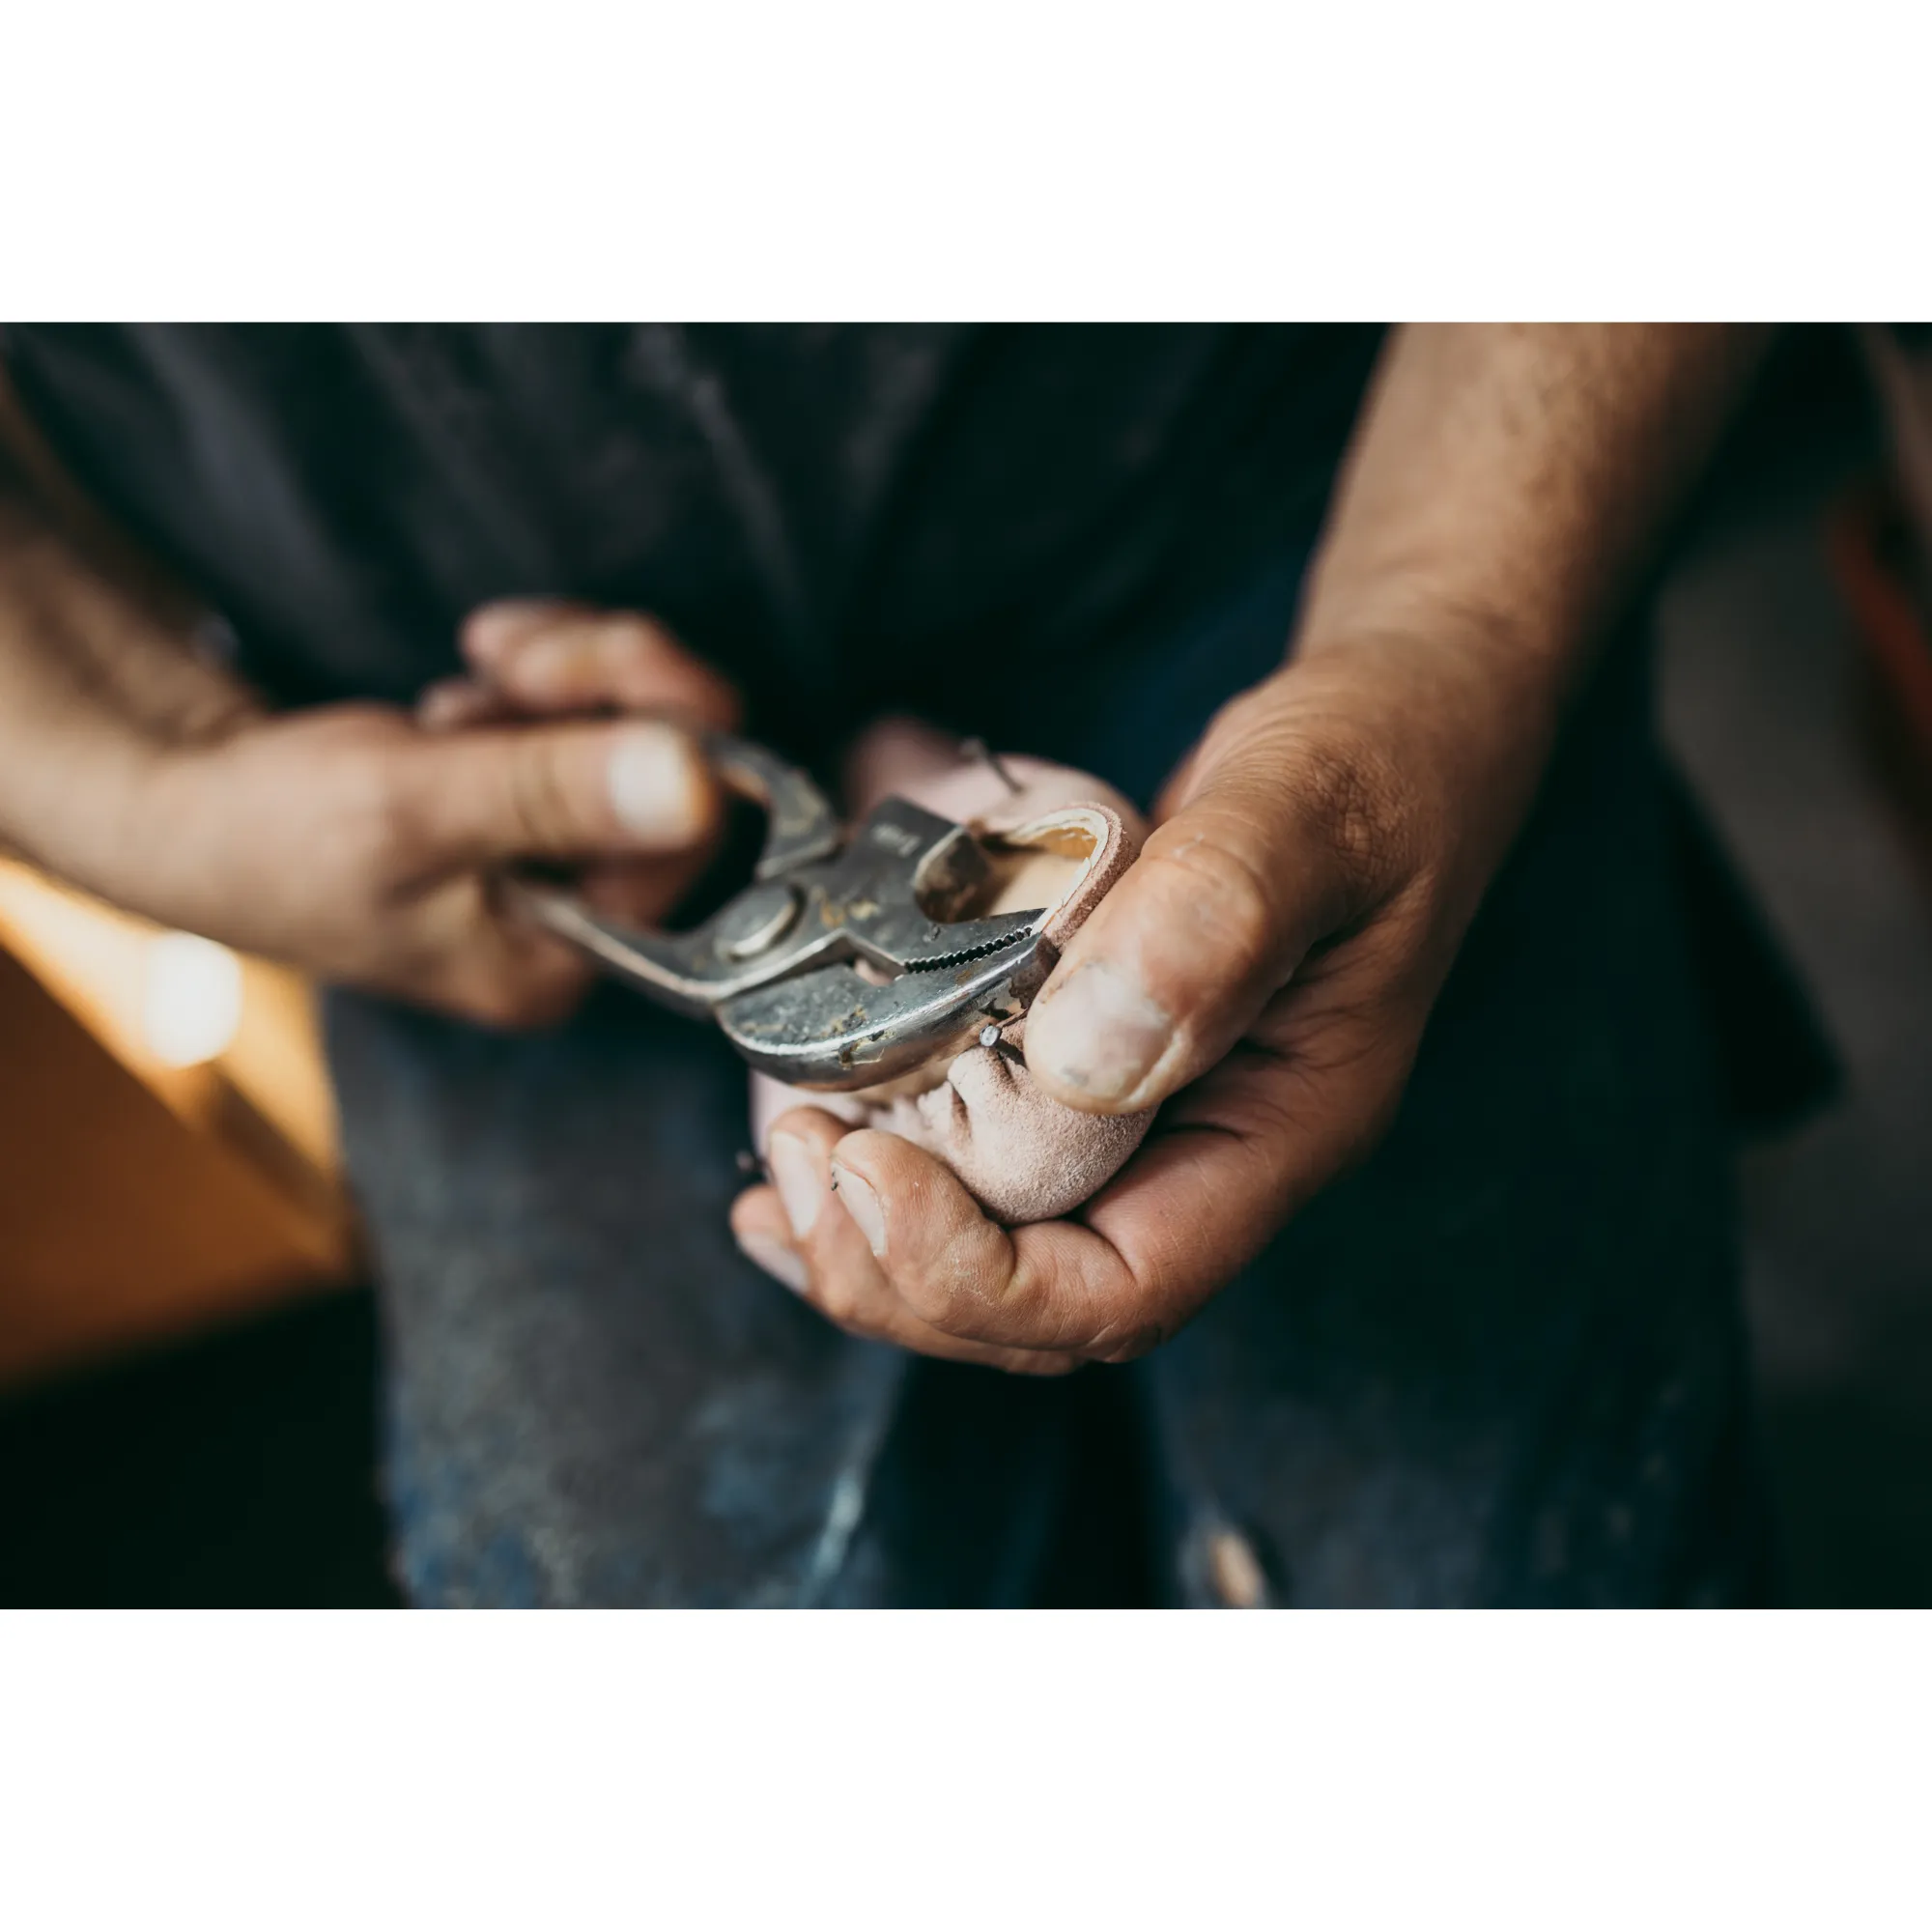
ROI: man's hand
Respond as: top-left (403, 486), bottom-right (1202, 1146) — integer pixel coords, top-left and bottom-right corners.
top-left (0, 494), bottom-right (738, 1026)
top-left (730, 637), bottom-right (1523, 1365)
top-left (727, 325), bottom-right (1769, 1365)
top-left (128, 603), bottom-right (736, 1024)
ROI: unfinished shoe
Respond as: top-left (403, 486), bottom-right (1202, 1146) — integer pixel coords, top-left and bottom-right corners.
top-left (751, 722), bottom-right (1153, 1224)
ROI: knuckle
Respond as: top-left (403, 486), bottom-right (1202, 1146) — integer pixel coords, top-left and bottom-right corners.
top-left (1285, 732), bottom-right (1414, 893)
top-left (596, 611), bottom-right (668, 659)
top-left (1145, 819), bottom-right (1282, 985)
top-left (498, 631), bottom-right (576, 695)
top-left (459, 983), bottom-right (540, 1030)
top-left (357, 750), bottom-right (428, 875)
top-left (1088, 1317), bottom-right (1171, 1364)
top-left (441, 980), bottom-right (519, 1028)
top-left (814, 1274), bottom-right (861, 1326)
top-left (895, 1276), bottom-right (952, 1329)
top-left (1189, 686), bottom-right (1418, 906)
top-left (451, 960), bottom-right (582, 1030)
top-left (894, 1256), bottom-right (969, 1330)
top-left (505, 737), bottom-right (582, 850)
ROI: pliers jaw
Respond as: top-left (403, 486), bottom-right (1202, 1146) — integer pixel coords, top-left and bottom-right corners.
top-left (506, 732), bottom-right (1050, 1091)
top-left (713, 918), bottom-right (1049, 1089)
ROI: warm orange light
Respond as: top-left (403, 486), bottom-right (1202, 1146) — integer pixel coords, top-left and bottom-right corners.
top-left (0, 856), bottom-right (341, 1179)
top-left (143, 931), bottom-right (243, 1067)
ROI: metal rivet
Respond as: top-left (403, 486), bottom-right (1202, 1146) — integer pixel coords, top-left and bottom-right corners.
top-left (715, 881), bottom-right (800, 961)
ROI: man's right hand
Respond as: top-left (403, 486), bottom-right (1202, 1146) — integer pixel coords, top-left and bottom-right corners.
top-left (0, 533), bottom-right (740, 1026)
top-left (142, 603), bottom-right (739, 1025)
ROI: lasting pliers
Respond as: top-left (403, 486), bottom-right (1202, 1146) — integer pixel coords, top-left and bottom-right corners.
top-left (506, 733), bottom-right (1050, 1092)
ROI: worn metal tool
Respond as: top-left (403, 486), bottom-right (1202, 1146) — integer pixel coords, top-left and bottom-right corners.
top-left (505, 732), bottom-right (1051, 1092)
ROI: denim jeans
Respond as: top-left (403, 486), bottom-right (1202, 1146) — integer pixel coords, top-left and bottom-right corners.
top-left (328, 563), bottom-right (1770, 1605)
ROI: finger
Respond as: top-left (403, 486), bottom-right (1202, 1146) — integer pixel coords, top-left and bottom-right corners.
top-left (770, 1109), bottom-right (1078, 1373)
top-left (735, 1110), bottom-right (1076, 1374)
top-left (823, 1126), bottom-right (1155, 1358)
top-left (463, 605), bottom-right (740, 730)
top-left (732, 1182), bottom-right (1076, 1375)
top-left (416, 676), bottom-right (519, 732)
top-left (734, 1182), bottom-right (1075, 1375)
top-left (389, 714), bottom-right (720, 870)
top-left (461, 598), bottom-right (590, 667)
top-left (829, 1021), bottom-right (1394, 1356)
top-left (1061, 1000), bottom-right (1419, 1323)
top-left (398, 871), bottom-right (601, 1028)
top-left (1022, 690), bottom-right (1398, 1115)
top-left (573, 851), bottom-right (715, 928)
top-left (834, 945), bottom-right (1427, 1355)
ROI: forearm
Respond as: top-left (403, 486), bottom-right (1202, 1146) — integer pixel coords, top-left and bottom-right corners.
top-left (734, 326), bottom-right (1781, 1356)
top-left (1299, 323), bottom-right (1763, 740)
top-left (0, 464), bottom-right (257, 897)
top-left (1308, 323), bottom-right (1767, 673)
top-left (1201, 324), bottom-right (1771, 903)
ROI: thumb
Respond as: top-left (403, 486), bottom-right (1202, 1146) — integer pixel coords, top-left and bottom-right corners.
top-left (390, 715), bottom-right (719, 871)
top-left (1023, 702), bottom-right (1395, 1115)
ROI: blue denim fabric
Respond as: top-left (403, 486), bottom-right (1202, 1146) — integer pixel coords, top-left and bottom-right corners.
top-left (329, 555), bottom-right (1767, 1606)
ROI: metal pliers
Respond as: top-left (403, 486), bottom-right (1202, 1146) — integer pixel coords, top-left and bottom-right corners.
top-left (505, 733), bottom-right (1051, 1091)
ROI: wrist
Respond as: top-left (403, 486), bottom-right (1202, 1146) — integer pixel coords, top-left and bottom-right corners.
top-left (0, 527), bottom-right (256, 913)
top-left (0, 705), bottom-right (169, 910)
top-left (1233, 617), bottom-right (1566, 838)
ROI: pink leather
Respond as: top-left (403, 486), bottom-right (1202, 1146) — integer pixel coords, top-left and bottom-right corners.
top-left (751, 724), bottom-right (1153, 1224)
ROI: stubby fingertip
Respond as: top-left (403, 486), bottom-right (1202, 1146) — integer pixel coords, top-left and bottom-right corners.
top-left (462, 597), bottom-right (580, 667)
top-left (767, 1131), bottom-right (824, 1238)
top-left (730, 1187), bottom-right (811, 1292)
top-left (827, 1159), bottom-right (887, 1258)
top-left (606, 721), bottom-right (713, 847)
top-left (1022, 957), bottom-right (1181, 1114)
top-left (733, 1227), bottom-right (810, 1295)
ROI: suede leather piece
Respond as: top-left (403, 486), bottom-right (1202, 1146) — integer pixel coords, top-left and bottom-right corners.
top-left (751, 737), bottom-right (1154, 1224)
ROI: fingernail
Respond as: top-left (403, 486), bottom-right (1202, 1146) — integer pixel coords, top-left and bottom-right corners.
top-left (1025, 959), bottom-right (1174, 1104)
top-left (735, 1229), bottom-right (809, 1294)
top-left (830, 1162), bottom-right (886, 1257)
top-left (607, 723), bottom-right (704, 843)
top-left (767, 1132), bottom-right (822, 1238)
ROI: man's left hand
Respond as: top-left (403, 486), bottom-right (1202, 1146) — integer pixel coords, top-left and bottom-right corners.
top-left (728, 628), bottom-right (1546, 1365)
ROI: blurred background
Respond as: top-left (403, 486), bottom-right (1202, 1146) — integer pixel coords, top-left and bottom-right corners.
top-left (2, 324), bottom-right (1929, 1607)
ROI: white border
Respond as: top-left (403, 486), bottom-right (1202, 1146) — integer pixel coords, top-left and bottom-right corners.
top-left (6, 2), bottom-right (1932, 318)
top-left (1, 1611), bottom-right (1926, 1928)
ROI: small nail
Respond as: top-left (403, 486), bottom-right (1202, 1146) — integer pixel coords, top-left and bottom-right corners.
top-left (767, 1132), bottom-right (822, 1239)
top-left (830, 1162), bottom-right (886, 1257)
top-left (607, 723), bottom-right (704, 844)
top-left (735, 1229), bottom-right (809, 1295)
top-left (1024, 960), bottom-right (1175, 1105)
